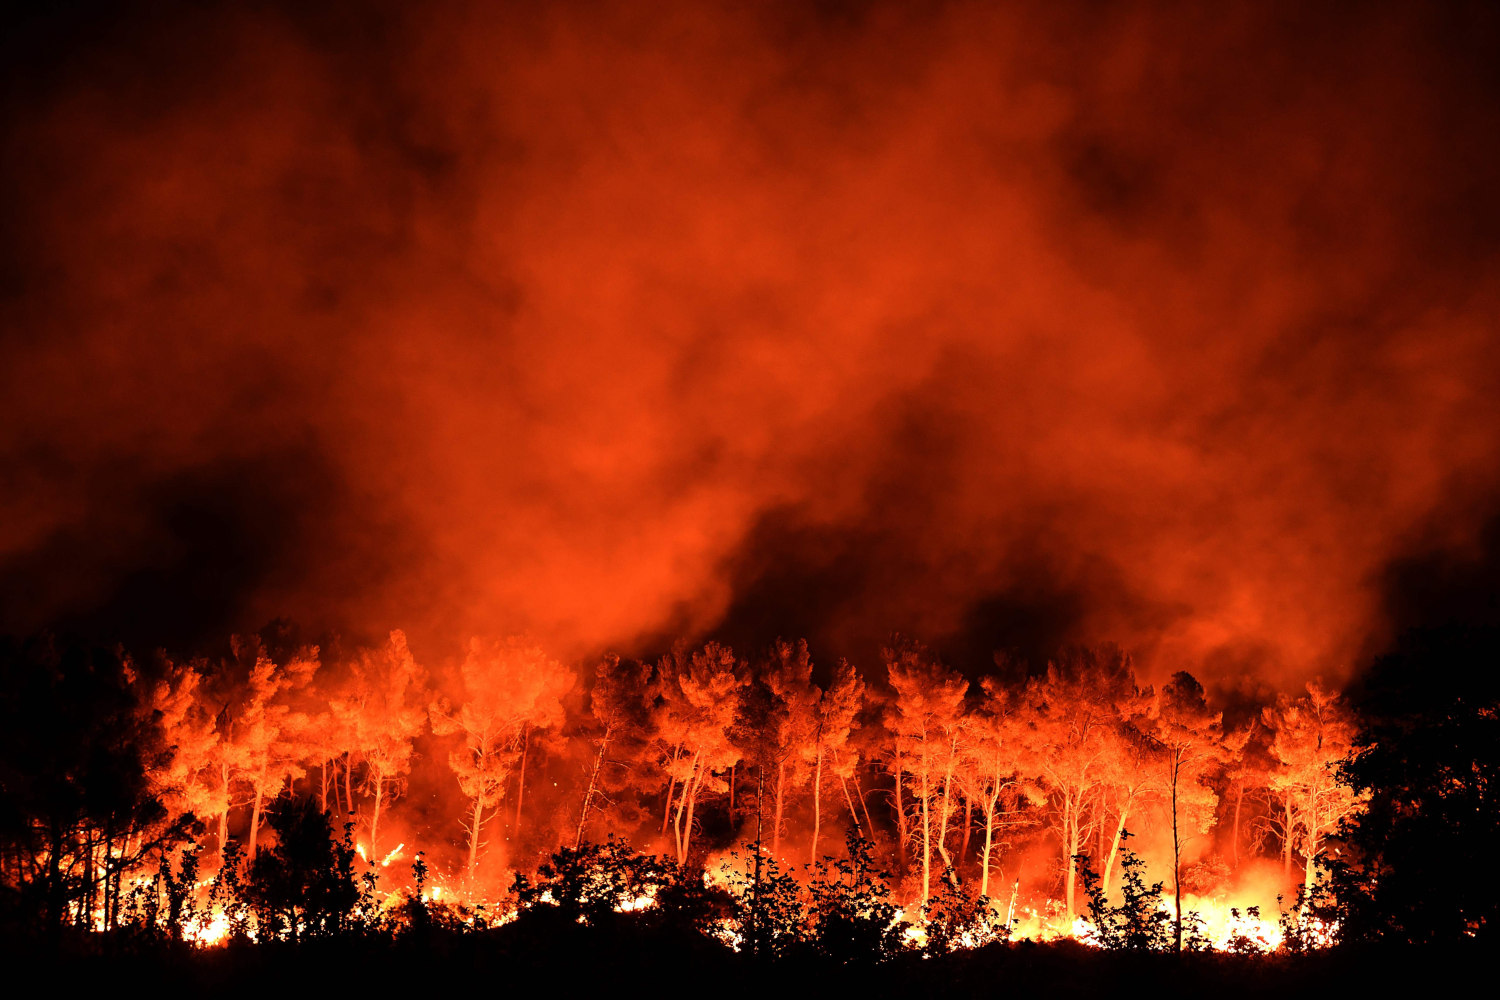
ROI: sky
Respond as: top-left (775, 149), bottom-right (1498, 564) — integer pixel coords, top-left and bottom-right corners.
top-left (2, 0), bottom-right (1499, 695)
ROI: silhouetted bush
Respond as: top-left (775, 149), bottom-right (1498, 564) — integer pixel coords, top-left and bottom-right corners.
top-left (1075, 832), bottom-right (1173, 952)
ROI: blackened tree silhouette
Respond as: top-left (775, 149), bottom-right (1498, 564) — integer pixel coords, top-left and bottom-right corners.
top-left (0, 635), bottom-right (186, 937)
top-left (1328, 628), bottom-right (1500, 945)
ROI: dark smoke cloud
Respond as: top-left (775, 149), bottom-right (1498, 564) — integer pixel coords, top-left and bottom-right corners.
top-left (2, 1), bottom-right (1499, 690)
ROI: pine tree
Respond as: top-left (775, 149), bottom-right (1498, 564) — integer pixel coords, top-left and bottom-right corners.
top-left (885, 638), bottom-right (968, 905)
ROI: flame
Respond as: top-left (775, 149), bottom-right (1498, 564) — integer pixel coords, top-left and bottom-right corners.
top-left (185, 910), bottom-right (233, 947)
top-left (614, 887), bottom-right (658, 913)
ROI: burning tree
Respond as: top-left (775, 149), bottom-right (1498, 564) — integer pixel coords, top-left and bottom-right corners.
top-left (1093, 709), bottom-right (1159, 899)
top-left (1023, 647), bottom-right (1135, 918)
top-left (657, 642), bottom-right (744, 865)
top-left (575, 653), bottom-right (651, 849)
top-left (806, 657), bottom-right (865, 863)
top-left (143, 656), bottom-right (221, 850)
top-left (334, 631), bottom-right (424, 859)
top-left (961, 677), bottom-right (1027, 897)
top-left (431, 636), bottom-right (572, 880)
top-left (0, 638), bottom-right (190, 932)
top-left (1262, 681), bottom-right (1361, 896)
top-left (208, 640), bottom-right (318, 863)
top-left (757, 639), bottom-right (818, 860)
top-left (1146, 671), bottom-right (1224, 951)
top-left (885, 639), bottom-right (968, 904)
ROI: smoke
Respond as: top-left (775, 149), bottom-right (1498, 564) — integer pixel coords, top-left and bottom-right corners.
top-left (2, 1), bottom-right (1499, 688)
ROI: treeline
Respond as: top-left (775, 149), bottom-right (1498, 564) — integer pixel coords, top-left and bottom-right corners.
top-left (1, 625), bottom-right (1496, 948)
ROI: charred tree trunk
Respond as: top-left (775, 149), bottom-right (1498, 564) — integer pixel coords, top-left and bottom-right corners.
top-left (46, 820), bottom-right (63, 931)
top-left (80, 829), bottom-right (95, 930)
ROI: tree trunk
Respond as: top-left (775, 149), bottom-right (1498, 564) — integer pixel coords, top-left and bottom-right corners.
top-left (839, 774), bottom-right (862, 835)
top-left (247, 768), bottom-right (266, 862)
top-left (514, 725), bottom-right (530, 831)
top-left (809, 746), bottom-right (824, 864)
top-left (575, 724), bottom-right (612, 849)
top-left (893, 754), bottom-right (908, 875)
top-left (1282, 792), bottom-right (1295, 882)
top-left (674, 751), bottom-right (700, 864)
top-left (1230, 782), bottom-right (1244, 867)
top-left (1102, 804), bottom-right (1129, 896)
top-left (853, 772), bottom-right (877, 839)
top-left (920, 763), bottom-right (932, 904)
top-left (45, 821), bottom-right (63, 931)
top-left (1063, 793), bottom-right (1080, 918)
top-left (1302, 809), bottom-right (1320, 903)
top-left (1172, 763), bottom-right (1183, 953)
top-left (80, 828), bottom-right (94, 930)
top-left (773, 758), bottom-right (785, 858)
top-left (218, 763), bottom-right (231, 863)
top-left (344, 752), bottom-right (354, 819)
top-left (467, 798), bottom-right (484, 884)
top-left (660, 743), bottom-right (681, 836)
top-left (752, 764), bottom-right (765, 958)
top-left (370, 773), bottom-right (384, 858)
top-left (979, 794), bottom-right (997, 897)
top-left (959, 793), bottom-right (972, 866)
top-left (935, 745), bottom-right (956, 872)
top-left (681, 762), bottom-right (705, 865)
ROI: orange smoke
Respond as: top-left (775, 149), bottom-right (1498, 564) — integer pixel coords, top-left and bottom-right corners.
top-left (2, 1), bottom-right (1498, 688)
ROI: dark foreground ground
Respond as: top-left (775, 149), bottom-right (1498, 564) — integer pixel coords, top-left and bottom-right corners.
top-left (4, 916), bottom-right (1482, 999)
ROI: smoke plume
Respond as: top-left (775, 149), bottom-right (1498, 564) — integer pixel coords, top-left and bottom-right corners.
top-left (3, 1), bottom-right (1499, 691)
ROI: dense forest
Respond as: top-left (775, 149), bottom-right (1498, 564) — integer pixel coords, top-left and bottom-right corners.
top-left (3, 622), bottom-right (1495, 977)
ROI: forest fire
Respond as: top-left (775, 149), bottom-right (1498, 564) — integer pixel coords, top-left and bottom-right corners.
top-left (4, 631), bottom-right (1359, 956)
top-left (2, 0), bottom-right (1499, 988)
